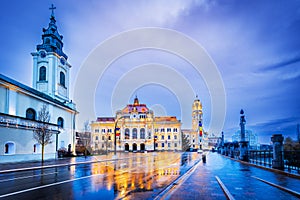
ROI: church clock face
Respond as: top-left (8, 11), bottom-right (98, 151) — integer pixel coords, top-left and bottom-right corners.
top-left (40, 51), bottom-right (46, 58)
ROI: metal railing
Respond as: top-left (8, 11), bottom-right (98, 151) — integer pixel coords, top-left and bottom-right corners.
top-left (284, 150), bottom-right (300, 172)
top-left (249, 150), bottom-right (272, 167)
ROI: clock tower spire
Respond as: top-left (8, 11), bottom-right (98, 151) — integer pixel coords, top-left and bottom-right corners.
top-left (31, 4), bottom-right (71, 102)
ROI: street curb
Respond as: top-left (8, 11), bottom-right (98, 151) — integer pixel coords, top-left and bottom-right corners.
top-left (153, 155), bottom-right (203, 200)
top-left (252, 176), bottom-right (300, 198)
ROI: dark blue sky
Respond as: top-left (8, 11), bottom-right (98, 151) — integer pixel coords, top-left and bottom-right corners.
top-left (0, 0), bottom-right (299, 143)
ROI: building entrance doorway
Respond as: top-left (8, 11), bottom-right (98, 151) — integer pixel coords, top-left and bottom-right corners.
top-left (140, 143), bottom-right (145, 151)
top-left (132, 143), bottom-right (137, 151)
top-left (124, 143), bottom-right (129, 151)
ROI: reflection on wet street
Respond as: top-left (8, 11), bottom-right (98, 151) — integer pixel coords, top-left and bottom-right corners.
top-left (70, 152), bottom-right (200, 199)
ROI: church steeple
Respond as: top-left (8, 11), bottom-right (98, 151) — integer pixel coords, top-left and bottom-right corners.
top-left (31, 4), bottom-right (71, 102)
top-left (36, 4), bottom-right (67, 59)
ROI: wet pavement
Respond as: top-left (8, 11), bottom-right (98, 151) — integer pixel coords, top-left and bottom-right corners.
top-left (0, 152), bottom-right (200, 199)
top-left (166, 152), bottom-right (300, 200)
top-left (0, 152), bottom-right (299, 199)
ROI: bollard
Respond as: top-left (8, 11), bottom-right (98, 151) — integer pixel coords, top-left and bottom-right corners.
top-left (202, 154), bottom-right (206, 163)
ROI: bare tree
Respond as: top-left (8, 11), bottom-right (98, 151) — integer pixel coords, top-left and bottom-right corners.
top-left (83, 120), bottom-right (91, 157)
top-left (181, 132), bottom-right (191, 152)
top-left (33, 104), bottom-right (52, 163)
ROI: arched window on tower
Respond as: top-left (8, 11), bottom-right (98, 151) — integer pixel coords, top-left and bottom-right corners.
top-left (45, 38), bottom-right (50, 44)
top-left (60, 71), bottom-right (65, 87)
top-left (39, 66), bottom-right (46, 81)
top-left (26, 108), bottom-right (36, 120)
top-left (57, 117), bottom-right (64, 129)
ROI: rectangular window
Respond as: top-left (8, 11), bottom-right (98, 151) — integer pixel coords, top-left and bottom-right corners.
top-left (108, 136), bottom-right (111, 140)
top-left (173, 128), bottom-right (178, 132)
top-left (162, 143), bottom-right (165, 147)
top-left (168, 143), bottom-right (171, 147)
top-left (161, 128), bottom-right (165, 132)
top-left (155, 143), bottom-right (158, 147)
top-left (102, 136), bottom-right (105, 140)
top-left (101, 129), bottom-right (106, 133)
top-left (161, 135), bottom-right (164, 140)
top-left (168, 135), bottom-right (170, 140)
top-left (108, 129), bottom-right (112, 133)
top-left (95, 129), bottom-right (99, 133)
top-left (174, 143), bottom-right (177, 147)
top-left (174, 135), bottom-right (177, 140)
top-left (167, 128), bottom-right (171, 132)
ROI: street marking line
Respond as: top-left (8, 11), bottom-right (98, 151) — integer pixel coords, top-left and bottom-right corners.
top-left (0, 155), bottom-right (153, 174)
top-left (0, 173), bottom-right (104, 198)
top-left (252, 176), bottom-right (300, 198)
top-left (0, 172), bottom-right (58, 183)
top-left (215, 176), bottom-right (235, 200)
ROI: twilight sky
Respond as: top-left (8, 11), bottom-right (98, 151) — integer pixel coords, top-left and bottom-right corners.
top-left (0, 0), bottom-right (299, 143)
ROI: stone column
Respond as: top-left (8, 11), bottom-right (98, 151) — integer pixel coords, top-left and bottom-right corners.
top-left (271, 134), bottom-right (284, 169)
top-left (239, 109), bottom-right (249, 161)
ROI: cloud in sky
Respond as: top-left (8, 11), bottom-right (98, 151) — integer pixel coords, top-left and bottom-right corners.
top-left (0, 0), bottom-right (299, 143)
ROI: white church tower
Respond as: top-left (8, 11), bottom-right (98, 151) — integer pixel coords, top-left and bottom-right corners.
top-left (31, 4), bottom-right (71, 103)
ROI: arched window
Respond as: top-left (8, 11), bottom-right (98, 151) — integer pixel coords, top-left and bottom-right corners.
top-left (4, 142), bottom-right (15, 155)
top-left (57, 117), bottom-right (64, 128)
top-left (26, 108), bottom-right (36, 120)
top-left (125, 128), bottom-right (130, 139)
top-left (132, 128), bottom-right (137, 139)
top-left (45, 38), bottom-right (50, 44)
top-left (39, 66), bottom-right (46, 81)
top-left (60, 71), bottom-right (65, 87)
top-left (140, 128), bottom-right (145, 139)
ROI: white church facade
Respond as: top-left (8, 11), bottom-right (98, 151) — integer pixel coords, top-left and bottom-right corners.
top-left (0, 7), bottom-right (77, 163)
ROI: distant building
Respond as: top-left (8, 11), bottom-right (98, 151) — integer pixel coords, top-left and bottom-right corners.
top-left (75, 131), bottom-right (91, 154)
top-left (207, 133), bottom-right (221, 149)
top-left (232, 130), bottom-right (258, 149)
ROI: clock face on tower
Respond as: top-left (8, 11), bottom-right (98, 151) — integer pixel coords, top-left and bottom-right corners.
top-left (40, 51), bottom-right (46, 58)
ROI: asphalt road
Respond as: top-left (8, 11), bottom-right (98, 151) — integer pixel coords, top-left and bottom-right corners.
top-left (0, 152), bottom-right (200, 200)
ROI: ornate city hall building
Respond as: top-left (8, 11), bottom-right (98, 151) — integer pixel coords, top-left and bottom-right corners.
top-left (90, 96), bottom-right (204, 152)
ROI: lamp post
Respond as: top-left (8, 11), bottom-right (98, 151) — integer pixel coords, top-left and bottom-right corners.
top-left (114, 116), bottom-right (125, 156)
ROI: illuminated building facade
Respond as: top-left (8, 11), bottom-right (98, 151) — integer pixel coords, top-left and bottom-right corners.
top-left (90, 96), bottom-right (182, 152)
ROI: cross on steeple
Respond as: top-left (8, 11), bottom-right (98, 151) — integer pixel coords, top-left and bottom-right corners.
top-left (49, 4), bottom-right (56, 17)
